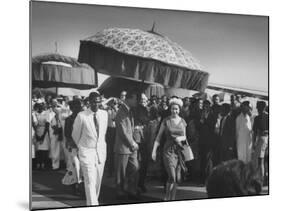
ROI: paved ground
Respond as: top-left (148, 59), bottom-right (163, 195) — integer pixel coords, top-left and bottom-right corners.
top-left (31, 169), bottom-right (268, 210)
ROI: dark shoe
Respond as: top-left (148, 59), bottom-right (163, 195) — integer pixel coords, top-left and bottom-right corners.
top-left (116, 192), bottom-right (128, 200)
top-left (41, 166), bottom-right (47, 171)
top-left (116, 189), bottom-right (128, 200)
top-left (127, 193), bottom-right (141, 200)
top-left (73, 184), bottom-right (82, 196)
top-left (138, 185), bottom-right (147, 193)
top-left (263, 178), bottom-right (269, 187)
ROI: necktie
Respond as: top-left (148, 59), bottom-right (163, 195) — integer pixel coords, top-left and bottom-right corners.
top-left (93, 113), bottom-right (99, 138)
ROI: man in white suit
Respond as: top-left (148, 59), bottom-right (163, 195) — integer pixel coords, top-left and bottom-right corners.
top-left (72, 92), bottom-right (108, 206)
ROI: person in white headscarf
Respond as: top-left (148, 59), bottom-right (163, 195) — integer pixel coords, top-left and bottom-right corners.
top-left (235, 101), bottom-right (253, 163)
top-left (48, 98), bottom-right (63, 170)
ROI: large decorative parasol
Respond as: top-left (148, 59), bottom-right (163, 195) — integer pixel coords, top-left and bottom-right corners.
top-left (78, 27), bottom-right (209, 92)
top-left (32, 53), bottom-right (98, 90)
top-left (98, 76), bottom-right (164, 99)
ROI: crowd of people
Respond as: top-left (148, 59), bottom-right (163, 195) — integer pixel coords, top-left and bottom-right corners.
top-left (31, 90), bottom-right (269, 205)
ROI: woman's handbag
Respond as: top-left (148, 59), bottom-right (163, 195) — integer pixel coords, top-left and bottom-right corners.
top-left (179, 140), bottom-right (194, 162)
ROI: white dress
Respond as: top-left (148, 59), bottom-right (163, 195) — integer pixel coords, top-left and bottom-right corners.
top-left (236, 113), bottom-right (253, 163)
top-left (48, 109), bottom-right (62, 169)
top-left (34, 111), bottom-right (50, 151)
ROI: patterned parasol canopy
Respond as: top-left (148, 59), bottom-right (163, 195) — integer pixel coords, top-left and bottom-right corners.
top-left (78, 28), bottom-right (209, 92)
top-left (84, 28), bottom-right (202, 70)
top-left (32, 53), bottom-right (97, 90)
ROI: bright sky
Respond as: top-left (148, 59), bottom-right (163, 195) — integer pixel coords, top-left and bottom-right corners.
top-left (31, 1), bottom-right (268, 92)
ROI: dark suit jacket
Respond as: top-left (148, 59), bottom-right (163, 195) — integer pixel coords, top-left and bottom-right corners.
top-left (220, 114), bottom-right (237, 161)
top-left (64, 114), bottom-right (77, 148)
top-left (199, 111), bottom-right (216, 151)
top-left (114, 103), bottom-right (136, 154)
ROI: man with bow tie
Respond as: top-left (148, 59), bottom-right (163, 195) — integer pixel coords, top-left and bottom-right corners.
top-left (72, 92), bottom-right (108, 206)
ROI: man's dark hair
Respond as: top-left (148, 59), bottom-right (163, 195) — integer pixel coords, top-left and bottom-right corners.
top-left (203, 100), bottom-right (211, 105)
top-left (33, 103), bottom-right (41, 111)
top-left (126, 90), bottom-right (138, 100)
top-left (149, 106), bottom-right (159, 120)
top-left (206, 160), bottom-right (262, 198)
top-left (241, 101), bottom-right (250, 107)
top-left (212, 94), bottom-right (219, 99)
top-left (69, 99), bottom-right (82, 111)
top-left (222, 103), bottom-right (231, 113)
top-left (257, 101), bottom-right (266, 110)
top-left (88, 92), bottom-right (101, 101)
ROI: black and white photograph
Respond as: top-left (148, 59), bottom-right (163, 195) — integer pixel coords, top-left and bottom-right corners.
top-left (30, 1), bottom-right (269, 210)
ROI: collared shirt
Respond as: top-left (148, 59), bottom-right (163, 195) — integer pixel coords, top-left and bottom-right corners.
top-left (72, 108), bottom-right (108, 149)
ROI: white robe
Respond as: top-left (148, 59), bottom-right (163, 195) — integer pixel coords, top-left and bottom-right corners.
top-left (34, 111), bottom-right (50, 151)
top-left (59, 105), bottom-right (71, 167)
top-left (48, 109), bottom-right (61, 170)
top-left (236, 113), bottom-right (253, 163)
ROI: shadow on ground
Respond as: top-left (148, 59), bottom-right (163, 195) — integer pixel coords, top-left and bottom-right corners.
top-left (32, 170), bottom-right (160, 210)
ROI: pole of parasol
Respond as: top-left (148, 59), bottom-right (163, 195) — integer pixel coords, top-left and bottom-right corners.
top-left (147, 21), bottom-right (163, 37)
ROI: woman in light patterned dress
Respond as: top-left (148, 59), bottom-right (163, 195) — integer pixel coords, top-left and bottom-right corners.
top-left (152, 97), bottom-right (188, 201)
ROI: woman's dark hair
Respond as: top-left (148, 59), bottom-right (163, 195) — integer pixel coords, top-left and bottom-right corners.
top-left (206, 160), bottom-right (262, 198)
